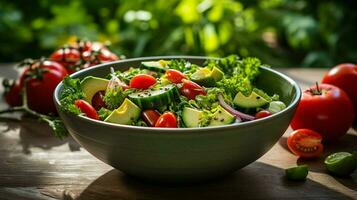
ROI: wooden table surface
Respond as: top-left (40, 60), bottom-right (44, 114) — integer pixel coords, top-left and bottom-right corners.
top-left (0, 65), bottom-right (356, 200)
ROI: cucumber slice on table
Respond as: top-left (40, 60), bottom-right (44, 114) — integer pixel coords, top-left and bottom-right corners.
top-left (140, 60), bottom-right (168, 72)
top-left (128, 84), bottom-right (179, 109)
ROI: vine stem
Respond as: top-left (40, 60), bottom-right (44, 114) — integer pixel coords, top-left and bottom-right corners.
top-left (0, 83), bottom-right (54, 121)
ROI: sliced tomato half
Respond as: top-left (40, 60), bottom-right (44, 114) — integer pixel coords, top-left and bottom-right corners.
top-left (287, 129), bottom-right (324, 159)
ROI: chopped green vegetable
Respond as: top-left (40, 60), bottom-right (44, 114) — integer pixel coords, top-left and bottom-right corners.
top-left (59, 76), bottom-right (84, 115)
top-left (325, 152), bottom-right (357, 176)
top-left (285, 165), bottom-right (309, 181)
top-left (236, 57), bottom-right (261, 81)
top-left (103, 85), bottom-right (132, 110)
top-left (217, 74), bottom-right (252, 97)
top-left (204, 54), bottom-right (239, 75)
top-left (98, 107), bottom-right (112, 120)
top-left (167, 59), bottom-right (198, 75)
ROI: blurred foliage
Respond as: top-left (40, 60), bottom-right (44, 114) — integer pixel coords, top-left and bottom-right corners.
top-left (0, 0), bottom-right (357, 67)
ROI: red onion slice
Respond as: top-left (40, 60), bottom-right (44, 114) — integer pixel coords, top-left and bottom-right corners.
top-left (218, 95), bottom-right (255, 121)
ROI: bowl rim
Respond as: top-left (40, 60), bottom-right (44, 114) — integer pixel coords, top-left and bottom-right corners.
top-left (54, 56), bottom-right (301, 133)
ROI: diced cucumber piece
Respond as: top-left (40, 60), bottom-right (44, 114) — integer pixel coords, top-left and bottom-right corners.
top-left (182, 107), bottom-right (203, 128)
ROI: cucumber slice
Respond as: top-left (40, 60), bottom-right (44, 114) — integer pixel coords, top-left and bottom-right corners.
top-left (128, 84), bottom-right (179, 109)
top-left (190, 68), bottom-right (215, 87)
top-left (80, 76), bottom-right (109, 104)
top-left (140, 60), bottom-right (168, 72)
top-left (182, 107), bottom-right (203, 128)
top-left (104, 98), bottom-right (141, 125)
top-left (209, 106), bottom-right (235, 126)
top-left (233, 91), bottom-right (269, 109)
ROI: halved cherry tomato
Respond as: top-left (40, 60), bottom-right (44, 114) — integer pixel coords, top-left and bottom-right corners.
top-left (287, 129), bottom-right (324, 159)
top-left (142, 110), bottom-right (161, 127)
top-left (155, 112), bottom-right (178, 128)
top-left (255, 110), bottom-right (272, 119)
top-left (165, 69), bottom-right (187, 83)
top-left (179, 79), bottom-right (206, 100)
top-left (129, 74), bottom-right (157, 89)
top-left (75, 99), bottom-right (99, 120)
top-left (92, 91), bottom-right (107, 110)
top-left (49, 47), bottom-right (81, 74)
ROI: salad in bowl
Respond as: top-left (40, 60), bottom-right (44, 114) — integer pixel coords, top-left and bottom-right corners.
top-left (59, 55), bottom-right (286, 128)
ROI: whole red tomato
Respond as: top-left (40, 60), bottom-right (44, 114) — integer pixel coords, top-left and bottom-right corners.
top-left (291, 83), bottom-right (355, 142)
top-left (321, 63), bottom-right (357, 119)
top-left (20, 60), bottom-right (68, 114)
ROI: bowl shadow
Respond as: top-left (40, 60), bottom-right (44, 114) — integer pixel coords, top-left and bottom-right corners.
top-left (76, 162), bottom-right (352, 200)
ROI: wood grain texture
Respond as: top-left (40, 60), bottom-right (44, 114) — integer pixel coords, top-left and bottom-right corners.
top-left (0, 65), bottom-right (356, 200)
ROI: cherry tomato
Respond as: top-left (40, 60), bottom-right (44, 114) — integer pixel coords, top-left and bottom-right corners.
top-left (165, 69), bottom-right (187, 83)
top-left (255, 110), bottom-right (272, 119)
top-left (179, 79), bottom-right (206, 100)
top-left (287, 129), bottom-right (324, 159)
top-left (20, 60), bottom-right (68, 114)
top-left (92, 91), bottom-right (107, 110)
top-left (142, 110), bottom-right (161, 127)
top-left (75, 99), bottom-right (99, 120)
top-left (291, 83), bottom-right (355, 142)
top-left (321, 63), bottom-right (357, 119)
top-left (129, 74), bottom-right (157, 89)
top-left (3, 81), bottom-right (22, 107)
top-left (82, 48), bottom-right (118, 64)
top-left (155, 112), bottom-right (178, 128)
top-left (49, 47), bottom-right (81, 74)
top-left (98, 48), bottom-right (119, 62)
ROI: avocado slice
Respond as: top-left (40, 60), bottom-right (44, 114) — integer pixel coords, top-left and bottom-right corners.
top-left (80, 76), bottom-right (109, 103)
top-left (208, 106), bottom-right (235, 127)
top-left (210, 67), bottom-right (224, 81)
top-left (182, 107), bottom-right (203, 128)
top-left (233, 91), bottom-right (269, 109)
top-left (190, 67), bottom-right (224, 87)
top-left (104, 98), bottom-right (141, 125)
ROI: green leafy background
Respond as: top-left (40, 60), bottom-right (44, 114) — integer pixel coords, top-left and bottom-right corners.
top-left (1, 0), bottom-right (356, 67)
